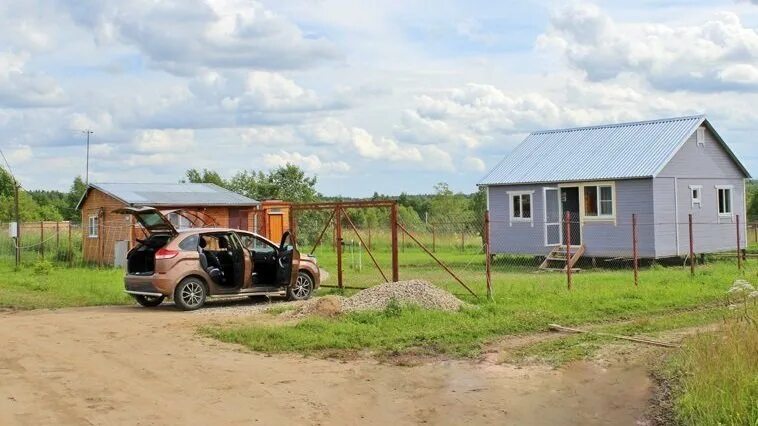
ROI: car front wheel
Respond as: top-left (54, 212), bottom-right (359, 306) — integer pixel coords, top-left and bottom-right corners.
top-left (287, 271), bottom-right (314, 301)
top-left (133, 294), bottom-right (165, 307)
top-left (174, 277), bottom-right (207, 311)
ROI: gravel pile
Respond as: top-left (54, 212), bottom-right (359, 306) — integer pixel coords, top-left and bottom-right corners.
top-left (288, 280), bottom-right (465, 318)
top-left (342, 280), bottom-right (465, 312)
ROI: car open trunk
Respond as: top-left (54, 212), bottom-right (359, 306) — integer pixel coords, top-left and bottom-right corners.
top-left (127, 234), bottom-right (172, 275)
top-left (113, 206), bottom-right (178, 275)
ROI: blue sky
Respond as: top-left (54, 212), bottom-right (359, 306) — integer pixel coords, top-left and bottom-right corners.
top-left (0, 0), bottom-right (756, 196)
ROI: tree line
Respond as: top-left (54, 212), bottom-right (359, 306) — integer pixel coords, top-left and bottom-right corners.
top-left (2, 164), bottom-right (757, 225)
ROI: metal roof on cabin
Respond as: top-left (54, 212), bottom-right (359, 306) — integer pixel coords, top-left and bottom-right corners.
top-left (87, 183), bottom-right (259, 207)
top-left (479, 115), bottom-right (713, 185)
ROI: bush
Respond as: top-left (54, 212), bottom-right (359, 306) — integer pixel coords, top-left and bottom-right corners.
top-left (32, 259), bottom-right (54, 275)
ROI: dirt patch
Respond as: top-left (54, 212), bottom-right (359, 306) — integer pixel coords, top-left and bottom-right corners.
top-left (1, 304), bottom-right (655, 425)
top-left (294, 295), bottom-right (343, 318)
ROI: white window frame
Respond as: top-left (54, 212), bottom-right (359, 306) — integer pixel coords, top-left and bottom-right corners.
top-left (689, 185), bottom-right (702, 208)
top-left (715, 185), bottom-right (733, 218)
top-left (581, 182), bottom-right (616, 221)
top-left (696, 127), bottom-right (705, 146)
top-left (507, 190), bottom-right (534, 226)
top-left (88, 215), bottom-right (99, 238)
top-left (543, 187), bottom-right (562, 246)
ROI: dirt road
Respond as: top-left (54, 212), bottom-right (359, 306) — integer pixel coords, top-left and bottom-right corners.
top-left (0, 304), bottom-right (653, 425)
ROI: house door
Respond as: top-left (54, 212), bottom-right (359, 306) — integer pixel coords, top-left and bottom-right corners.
top-left (560, 187), bottom-right (581, 245)
top-left (228, 208), bottom-right (248, 230)
top-left (544, 188), bottom-right (562, 245)
top-left (268, 213), bottom-right (284, 240)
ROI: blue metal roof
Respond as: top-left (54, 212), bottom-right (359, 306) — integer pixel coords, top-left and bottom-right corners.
top-left (78, 182), bottom-right (259, 209)
top-left (479, 115), bottom-right (748, 185)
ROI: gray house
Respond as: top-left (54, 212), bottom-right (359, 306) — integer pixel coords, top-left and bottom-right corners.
top-left (479, 115), bottom-right (751, 264)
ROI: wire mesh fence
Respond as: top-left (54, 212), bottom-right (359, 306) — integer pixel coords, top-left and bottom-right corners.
top-left (1, 209), bottom-right (755, 299)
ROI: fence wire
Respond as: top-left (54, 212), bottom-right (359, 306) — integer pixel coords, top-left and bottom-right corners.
top-left (1, 214), bottom-right (755, 298)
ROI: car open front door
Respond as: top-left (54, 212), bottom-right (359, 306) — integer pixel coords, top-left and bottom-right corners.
top-left (275, 231), bottom-right (300, 286)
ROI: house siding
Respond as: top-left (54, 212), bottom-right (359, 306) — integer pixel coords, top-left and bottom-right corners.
top-left (488, 184), bottom-right (550, 255)
top-left (654, 126), bottom-right (748, 256)
top-left (488, 179), bottom-right (656, 257)
top-left (582, 179), bottom-right (656, 258)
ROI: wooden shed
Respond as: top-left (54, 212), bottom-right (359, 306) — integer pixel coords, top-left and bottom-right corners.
top-left (76, 183), bottom-right (290, 266)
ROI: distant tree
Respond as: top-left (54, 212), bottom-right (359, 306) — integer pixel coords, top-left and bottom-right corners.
top-left (428, 182), bottom-right (470, 221)
top-left (183, 168), bottom-right (228, 188)
top-left (470, 186), bottom-right (487, 221)
top-left (185, 165), bottom-right (319, 203)
top-left (748, 180), bottom-right (758, 220)
top-left (0, 167), bottom-right (14, 198)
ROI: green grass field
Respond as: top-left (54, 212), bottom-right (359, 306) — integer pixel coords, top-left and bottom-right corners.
top-left (204, 260), bottom-right (752, 357)
top-left (664, 314), bottom-right (758, 425)
top-left (0, 262), bottom-right (129, 309)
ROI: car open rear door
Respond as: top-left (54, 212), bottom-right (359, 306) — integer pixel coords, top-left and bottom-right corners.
top-left (112, 206), bottom-right (178, 236)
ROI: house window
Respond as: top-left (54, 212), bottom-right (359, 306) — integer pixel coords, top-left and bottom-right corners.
top-left (510, 192), bottom-right (532, 221)
top-left (583, 184), bottom-right (614, 217)
top-left (167, 212), bottom-right (192, 229)
top-left (690, 185), bottom-right (702, 208)
top-left (696, 127), bottom-right (705, 146)
top-left (88, 215), bottom-right (99, 238)
top-left (717, 186), bottom-right (732, 216)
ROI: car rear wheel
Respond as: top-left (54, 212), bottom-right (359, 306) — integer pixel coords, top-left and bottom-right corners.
top-left (287, 271), bottom-right (314, 301)
top-left (133, 294), bottom-right (165, 307)
top-left (174, 277), bottom-right (207, 311)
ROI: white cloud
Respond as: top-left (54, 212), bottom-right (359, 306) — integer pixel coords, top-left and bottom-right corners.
top-left (133, 129), bottom-right (195, 153)
top-left (7, 145), bottom-right (32, 163)
top-left (65, 0), bottom-right (340, 74)
top-left (718, 64), bottom-right (758, 85)
top-left (537, 4), bottom-right (758, 91)
top-left (462, 156), bottom-right (486, 172)
top-left (89, 144), bottom-right (114, 158)
top-left (263, 150), bottom-right (350, 173)
top-left (0, 52), bottom-right (67, 107)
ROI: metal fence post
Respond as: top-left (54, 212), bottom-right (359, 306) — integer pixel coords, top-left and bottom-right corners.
top-left (565, 211), bottom-right (572, 291)
top-left (461, 231), bottom-right (465, 252)
top-left (485, 210), bottom-right (493, 300)
top-left (688, 213), bottom-right (695, 276)
top-left (335, 205), bottom-right (343, 289)
top-left (736, 214), bottom-right (741, 271)
top-left (55, 221), bottom-right (60, 256)
top-left (632, 214), bottom-right (638, 287)
top-left (68, 223), bottom-right (72, 266)
top-left (391, 203), bottom-right (399, 282)
top-left (40, 221), bottom-right (44, 260)
top-left (432, 224), bottom-right (436, 253)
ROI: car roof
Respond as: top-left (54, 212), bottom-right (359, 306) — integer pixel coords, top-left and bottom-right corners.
top-left (176, 228), bottom-right (278, 245)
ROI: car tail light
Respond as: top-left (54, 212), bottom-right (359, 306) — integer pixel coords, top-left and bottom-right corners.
top-left (155, 248), bottom-right (179, 260)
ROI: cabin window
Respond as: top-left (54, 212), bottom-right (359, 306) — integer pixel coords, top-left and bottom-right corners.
top-left (716, 186), bottom-right (732, 216)
top-left (690, 185), bottom-right (702, 208)
top-left (696, 128), bottom-right (705, 146)
top-left (583, 184), bottom-right (614, 217)
top-left (509, 192), bottom-right (533, 222)
top-left (88, 215), bottom-right (99, 238)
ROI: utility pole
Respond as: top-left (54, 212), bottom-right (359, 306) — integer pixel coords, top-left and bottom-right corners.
top-left (14, 181), bottom-right (20, 267)
top-left (83, 129), bottom-right (93, 185)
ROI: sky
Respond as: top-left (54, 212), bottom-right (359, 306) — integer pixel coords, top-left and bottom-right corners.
top-left (0, 0), bottom-right (757, 197)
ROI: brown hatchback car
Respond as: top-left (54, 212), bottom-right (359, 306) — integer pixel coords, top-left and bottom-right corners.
top-left (117, 207), bottom-right (320, 310)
